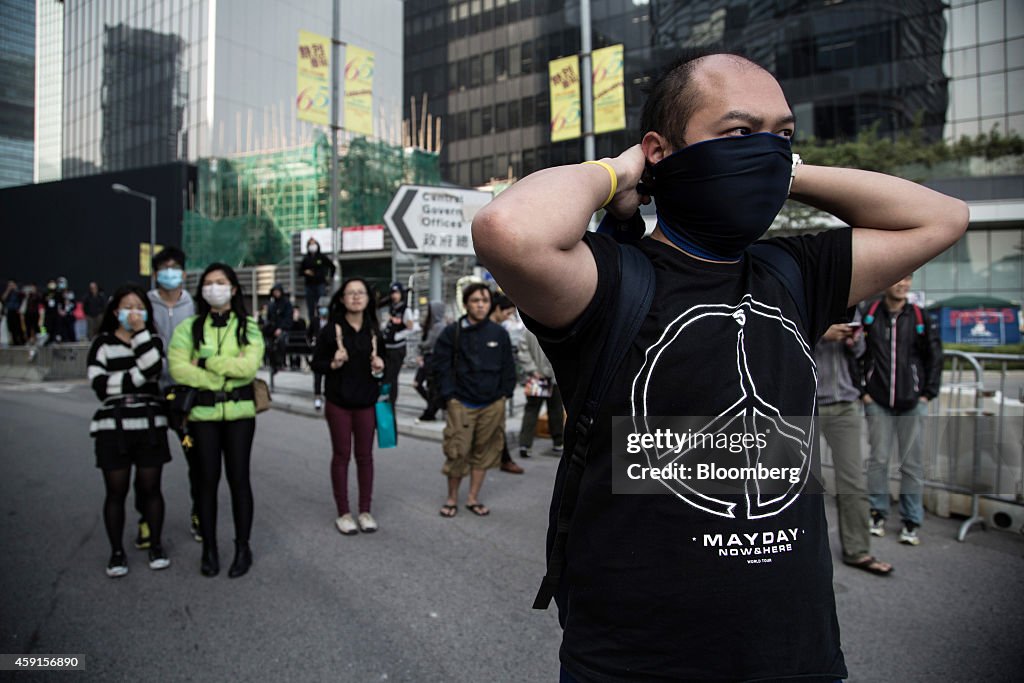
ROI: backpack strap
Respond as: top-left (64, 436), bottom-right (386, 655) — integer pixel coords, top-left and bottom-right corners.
top-left (747, 241), bottom-right (809, 335)
top-left (533, 242), bottom-right (656, 611)
top-left (863, 299), bottom-right (882, 325)
top-left (912, 304), bottom-right (925, 334)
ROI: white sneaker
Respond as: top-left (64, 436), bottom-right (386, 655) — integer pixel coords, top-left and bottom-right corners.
top-left (148, 546), bottom-right (171, 570)
top-left (335, 514), bottom-right (358, 535)
top-left (357, 512), bottom-right (378, 533)
top-left (106, 551), bottom-right (129, 578)
top-left (899, 524), bottom-right (921, 546)
top-left (314, 397), bottom-right (323, 411)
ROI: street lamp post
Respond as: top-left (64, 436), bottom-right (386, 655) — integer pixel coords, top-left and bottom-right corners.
top-left (112, 183), bottom-right (157, 289)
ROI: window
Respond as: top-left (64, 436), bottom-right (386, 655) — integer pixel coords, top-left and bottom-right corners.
top-left (521, 96), bottom-right (534, 126)
top-left (470, 56), bottom-right (482, 87)
top-left (495, 47), bottom-right (507, 79)
top-left (482, 105), bottom-right (493, 134)
top-left (509, 44), bottom-right (521, 77)
top-left (521, 40), bottom-right (533, 74)
top-left (495, 102), bottom-right (508, 131)
top-left (483, 51), bottom-right (495, 83)
top-left (470, 108), bottom-right (482, 137)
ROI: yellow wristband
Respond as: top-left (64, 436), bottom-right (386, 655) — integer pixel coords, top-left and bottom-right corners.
top-left (582, 160), bottom-right (617, 208)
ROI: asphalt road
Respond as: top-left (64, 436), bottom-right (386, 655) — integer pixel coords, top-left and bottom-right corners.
top-left (1, 381), bottom-right (1022, 682)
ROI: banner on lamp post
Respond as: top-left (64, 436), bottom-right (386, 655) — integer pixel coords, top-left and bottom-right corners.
top-left (296, 30), bottom-right (331, 126)
top-left (593, 44), bottom-right (626, 134)
top-left (345, 45), bottom-right (375, 137)
top-left (549, 56), bottom-right (581, 142)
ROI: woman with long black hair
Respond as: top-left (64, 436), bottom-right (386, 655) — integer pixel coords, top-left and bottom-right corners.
top-left (312, 277), bottom-right (386, 536)
top-left (87, 283), bottom-right (170, 577)
top-left (168, 263), bottom-right (264, 578)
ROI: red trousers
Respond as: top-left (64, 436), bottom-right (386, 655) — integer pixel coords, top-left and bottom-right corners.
top-left (325, 402), bottom-right (375, 516)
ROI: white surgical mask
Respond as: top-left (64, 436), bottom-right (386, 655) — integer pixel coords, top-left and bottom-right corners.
top-left (309, 245), bottom-right (319, 254)
top-left (202, 283), bottom-right (232, 308)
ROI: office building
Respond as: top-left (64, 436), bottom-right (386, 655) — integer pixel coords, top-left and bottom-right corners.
top-left (1, 0), bottom-right (36, 188)
top-left (36, 0), bottom-right (404, 180)
top-left (404, 0), bottom-right (1023, 307)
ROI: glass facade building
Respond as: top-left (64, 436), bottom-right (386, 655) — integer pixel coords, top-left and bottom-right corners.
top-left (43, 0), bottom-right (404, 179)
top-left (34, 0), bottom-right (62, 183)
top-left (404, 0), bottom-right (1023, 306)
top-left (405, 0), bottom-right (968, 189)
top-left (943, 0), bottom-right (1024, 141)
top-left (1, 0), bottom-right (36, 189)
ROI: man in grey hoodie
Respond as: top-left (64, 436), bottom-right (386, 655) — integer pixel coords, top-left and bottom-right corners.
top-left (145, 246), bottom-right (199, 546)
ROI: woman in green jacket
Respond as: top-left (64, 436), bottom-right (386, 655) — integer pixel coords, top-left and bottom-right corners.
top-left (169, 263), bottom-right (264, 578)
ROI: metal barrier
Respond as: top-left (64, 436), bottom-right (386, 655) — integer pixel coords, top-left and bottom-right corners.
top-left (0, 342), bottom-right (91, 381)
top-left (936, 351), bottom-right (1024, 540)
top-left (818, 349), bottom-right (1024, 541)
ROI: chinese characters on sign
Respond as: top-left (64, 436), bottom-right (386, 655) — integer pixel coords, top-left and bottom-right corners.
top-left (383, 186), bottom-right (490, 256)
top-left (297, 30), bottom-right (331, 126)
top-left (548, 55), bottom-right (581, 142)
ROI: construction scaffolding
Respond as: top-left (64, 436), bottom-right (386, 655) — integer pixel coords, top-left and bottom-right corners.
top-left (183, 133), bottom-right (441, 269)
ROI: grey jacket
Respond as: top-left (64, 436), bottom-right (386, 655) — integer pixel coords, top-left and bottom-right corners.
top-left (148, 288), bottom-right (195, 386)
top-left (516, 328), bottom-right (555, 379)
top-left (814, 315), bottom-right (865, 405)
top-left (419, 301), bottom-right (447, 356)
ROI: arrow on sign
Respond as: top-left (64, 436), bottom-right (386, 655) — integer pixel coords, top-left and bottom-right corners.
top-left (383, 185), bottom-right (491, 256)
top-left (389, 188), bottom-right (418, 251)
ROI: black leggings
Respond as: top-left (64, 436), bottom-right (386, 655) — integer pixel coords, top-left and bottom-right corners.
top-left (134, 442), bottom-right (199, 521)
top-left (103, 466), bottom-right (164, 553)
top-left (189, 419), bottom-right (256, 547)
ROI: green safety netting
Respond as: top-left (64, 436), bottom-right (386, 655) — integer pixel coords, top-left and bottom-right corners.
top-left (183, 133), bottom-right (440, 268)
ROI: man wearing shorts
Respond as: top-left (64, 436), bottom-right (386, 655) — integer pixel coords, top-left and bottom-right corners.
top-left (433, 283), bottom-right (515, 518)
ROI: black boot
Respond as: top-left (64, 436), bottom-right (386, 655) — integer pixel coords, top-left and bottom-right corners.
top-left (228, 540), bottom-right (252, 578)
top-left (200, 541), bottom-right (219, 577)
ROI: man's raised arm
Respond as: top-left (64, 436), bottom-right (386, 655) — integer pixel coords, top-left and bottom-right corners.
top-left (472, 146), bottom-right (647, 329)
top-left (789, 165), bottom-right (969, 306)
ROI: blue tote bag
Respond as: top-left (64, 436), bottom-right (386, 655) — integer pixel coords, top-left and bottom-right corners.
top-left (376, 383), bottom-right (397, 449)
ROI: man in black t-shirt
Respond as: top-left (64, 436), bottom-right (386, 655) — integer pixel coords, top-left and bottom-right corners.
top-left (472, 51), bottom-right (968, 682)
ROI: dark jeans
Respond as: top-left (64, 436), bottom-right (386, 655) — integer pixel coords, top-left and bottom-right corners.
top-left (5, 312), bottom-right (25, 346)
top-left (414, 357), bottom-right (443, 420)
top-left (305, 284), bottom-right (326, 323)
top-left (384, 346), bottom-right (406, 404)
top-left (519, 384), bottom-right (565, 449)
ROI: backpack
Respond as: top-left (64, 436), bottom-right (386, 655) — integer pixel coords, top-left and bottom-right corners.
top-left (533, 230), bottom-right (809, 612)
top-left (862, 298), bottom-right (926, 335)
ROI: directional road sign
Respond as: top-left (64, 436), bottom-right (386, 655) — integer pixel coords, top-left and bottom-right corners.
top-left (382, 185), bottom-right (492, 256)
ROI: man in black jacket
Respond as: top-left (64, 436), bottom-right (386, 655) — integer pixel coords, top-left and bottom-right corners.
top-left (265, 283), bottom-right (293, 372)
top-left (432, 283), bottom-right (516, 518)
top-left (860, 274), bottom-right (943, 546)
top-left (298, 238), bottom-right (336, 322)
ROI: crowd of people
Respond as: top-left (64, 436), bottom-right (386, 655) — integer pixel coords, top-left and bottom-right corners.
top-left (2, 277), bottom-right (112, 349)
top-left (3, 48), bottom-right (972, 681)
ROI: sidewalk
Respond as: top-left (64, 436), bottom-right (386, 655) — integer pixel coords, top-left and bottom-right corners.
top-left (260, 364), bottom-right (550, 449)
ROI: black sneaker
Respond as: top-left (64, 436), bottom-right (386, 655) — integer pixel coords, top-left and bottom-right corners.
top-left (148, 545), bottom-right (171, 570)
top-left (519, 447), bottom-right (531, 458)
top-left (134, 519), bottom-right (151, 550)
top-left (106, 551), bottom-right (129, 578)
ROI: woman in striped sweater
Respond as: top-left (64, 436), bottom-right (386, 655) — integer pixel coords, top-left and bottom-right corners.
top-left (87, 283), bottom-right (171, 578)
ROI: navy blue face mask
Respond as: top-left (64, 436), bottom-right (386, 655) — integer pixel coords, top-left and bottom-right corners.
top-left (649, 132), bottom-right (793, 261)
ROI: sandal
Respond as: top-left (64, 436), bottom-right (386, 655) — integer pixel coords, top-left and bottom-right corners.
top-left (465, 503), bottom-right (490, 517)
top-left (845, 555), bottom-right (893, 576)
top-left (439, 504), bottom-right (458, 518)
